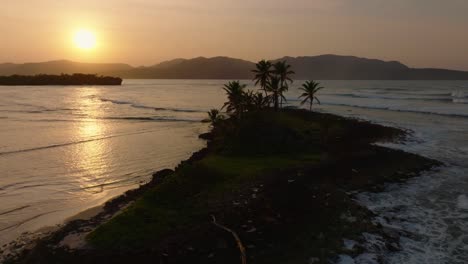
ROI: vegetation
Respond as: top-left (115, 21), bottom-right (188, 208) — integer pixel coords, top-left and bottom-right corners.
top-left (252, 60), bottom-right (295, 111)
top-left (272, 61), bottom-right (295, 108)
top-left (252, 60), bottom-right (273, 96)
top-left (207, 109), bottom-right (224, 126)
top-left (0, 74), bottom-right (122, 85)
top-left (220, 60), bottom-right (323, 115)
top-left (299, 80), bottom-right (324, 110)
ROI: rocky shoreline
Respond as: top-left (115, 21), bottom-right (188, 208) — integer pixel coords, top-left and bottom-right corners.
top-left (4, 110), bottom-right (442, 264)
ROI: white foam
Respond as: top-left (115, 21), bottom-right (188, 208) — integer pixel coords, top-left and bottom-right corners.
top-left (457, 195), bottom-right (468, 210)
top-left (343, 239), bottom-right (357, 250)
top-left (336, 255), bottom-right (355, 264)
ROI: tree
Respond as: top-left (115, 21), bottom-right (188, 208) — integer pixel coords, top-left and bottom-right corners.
top-left (252, 60), bottom-right (273, 96)
top-left (222, 81), bottom-right (247, 119)
top-left (273, 61), bottom-right (295, 108)
top-left (266, 76), bottom-right (286, 111)
top-left (251, 92), bottom-right (271, 110)
top-left (207, 109), bottom-right (224, 126)
top-left (299, 80), bottom-right (324, 111)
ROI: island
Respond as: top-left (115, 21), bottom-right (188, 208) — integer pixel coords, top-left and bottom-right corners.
top-left (0, 74), bottom-right (122, 86)
top-left (5, 108), bottom-right (440, 264)
top-left (4, 61), bottom-right (442, 264)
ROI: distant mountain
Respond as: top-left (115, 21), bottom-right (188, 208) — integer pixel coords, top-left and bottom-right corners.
top-left (275, 55), bottom-right (468, 80)
top-left (0, 60), bottom-right (133, 76)
top-left (2, 55), bottom-right (468, 80)
top-left (275, 55), bottom-right (409, 80)
top-left (112, 57), bottom-right (255, 79)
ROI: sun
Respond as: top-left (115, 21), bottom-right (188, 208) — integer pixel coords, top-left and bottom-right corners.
top-left (73, 29), bottom-right (97, 50)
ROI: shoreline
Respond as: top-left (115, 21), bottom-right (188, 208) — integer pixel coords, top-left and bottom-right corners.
top-left (4, 109), bottom-right (442, 263)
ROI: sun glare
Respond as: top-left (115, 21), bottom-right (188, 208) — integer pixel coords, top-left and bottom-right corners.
top-left (73, 29), bottom-right (97, 50)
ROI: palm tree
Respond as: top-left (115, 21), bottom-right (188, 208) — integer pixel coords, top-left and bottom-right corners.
top-left (222, 81), bottom-right (247, 118)
top-left (207, 109), bottom-right (223, 126)
top-left (299, 81), bottom-right (324, 111)
top-left (252, 60), bottom-right (273, 96)
top-left (251, 92), bottom-right (271, 110)
top-left (273, 61), bottom-right (295, 108)
top-left (266, 76), bottom-right (285, 111)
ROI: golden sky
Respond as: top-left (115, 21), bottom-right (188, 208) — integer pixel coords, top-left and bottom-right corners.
top-left (1, 0), bottom-right (468, 70)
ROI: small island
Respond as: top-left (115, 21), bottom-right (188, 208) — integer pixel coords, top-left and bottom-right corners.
top-left (4, 61), bottom-right (441, 264)
top-left (0, 74), bottom-right (122, 86)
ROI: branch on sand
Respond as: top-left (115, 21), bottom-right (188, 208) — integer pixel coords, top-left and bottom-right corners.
top-left (211, 215), bottom-right (247, 264)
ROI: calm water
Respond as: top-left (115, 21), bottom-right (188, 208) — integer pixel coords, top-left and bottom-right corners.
top-left (0, 80), bottom-right (467, 263)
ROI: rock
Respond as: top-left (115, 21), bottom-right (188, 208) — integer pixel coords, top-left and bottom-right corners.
top-left (246, 227), bottom-right (257, 233)
top-left (308, 257), bottom-right (320, 263)
top-left (152, 169), bottom-right (174, 182)
top-left (199, 132), bottom-right (213, 140)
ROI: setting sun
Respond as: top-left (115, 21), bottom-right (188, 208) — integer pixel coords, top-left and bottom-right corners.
top-left (73, 29), bottom-right (97, 50)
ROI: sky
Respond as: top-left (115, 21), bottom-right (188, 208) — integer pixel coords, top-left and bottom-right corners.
top-left (1, 0), bottom-right (468, 70)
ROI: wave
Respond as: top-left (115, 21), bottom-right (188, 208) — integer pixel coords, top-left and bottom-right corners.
top-left (103, 116), bottom-right (199, 122)
top-left (0, 210), bottom-right (59, 232)
top-left (0, 108), bottom-right (79, 114)
top-left (316, 91), bottom-right (468, 104)
top-left (332, 93), bottom-right (453, 102)
top-left (373, 91), bottom-right (453, 96)
top-left (100, 98), bottom-right (155, 110)
top-left (331, 93), bottom-right (468, 104)
top-left (153, 107), bottom-right (203, 113)
top-left (0, 206), bottom-right (31, 217)
top-left (321, 102), bottom-right (468, 119)
top-left (0, 128), bottom-right (193, 157)
top-left (453, 99), bottom-right (468, 104)
top-left (17, 116), bottom-right (198, 124)
top-left (100, 98), bottom-right (204, 113)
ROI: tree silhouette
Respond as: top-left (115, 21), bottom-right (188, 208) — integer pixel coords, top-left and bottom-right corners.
top-left (207, 109), bottom-right (224, 126)
top-left (222, 81), bottom-right (247, 119)
top-left (273, 61), bottom-right (295, 108)
top-left (266, 76), bottom-right (286, 111)
top-left (299, 80), bottom-right (324, 111)
top-left (252, 60), bottom-right (273, 97)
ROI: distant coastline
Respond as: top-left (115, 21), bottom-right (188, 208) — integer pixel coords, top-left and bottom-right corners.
top-left (2, 55), bottom-right (468, 80)
top-left (0, 74), bottom-right (122, 86)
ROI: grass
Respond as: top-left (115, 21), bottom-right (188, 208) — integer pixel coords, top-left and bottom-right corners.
top-left (88, 151), bottom-right (321, 249)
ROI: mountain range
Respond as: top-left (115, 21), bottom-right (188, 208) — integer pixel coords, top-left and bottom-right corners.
top-left (2, 55), bottom-right (468, 80)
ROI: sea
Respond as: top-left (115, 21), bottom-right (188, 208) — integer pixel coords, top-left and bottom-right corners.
top-left (0, 79), bottom-right (467, 263)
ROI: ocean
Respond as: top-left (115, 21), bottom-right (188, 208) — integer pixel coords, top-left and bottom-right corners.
top-left (0, 80), bottom-right (467, 263)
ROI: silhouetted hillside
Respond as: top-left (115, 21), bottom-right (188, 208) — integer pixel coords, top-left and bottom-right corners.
top-left (276, 55), bottom-right (409, 80)
top-left (276, 55), bottom-right (468, 80)
top-left (113, 57), bottom-right (255, 79)
top-left (2, 56), bottom-right (468, 80)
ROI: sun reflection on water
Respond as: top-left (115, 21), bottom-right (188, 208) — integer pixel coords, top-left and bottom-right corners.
top-left (72, 87), bottom-right (110, 196)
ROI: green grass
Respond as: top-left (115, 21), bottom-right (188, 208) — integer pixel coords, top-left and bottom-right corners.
top-left (88, 151), bottom-right (321, 249)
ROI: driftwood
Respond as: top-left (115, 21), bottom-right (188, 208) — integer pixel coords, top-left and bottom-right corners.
top-left (211, 215), bottom-right (247, 264)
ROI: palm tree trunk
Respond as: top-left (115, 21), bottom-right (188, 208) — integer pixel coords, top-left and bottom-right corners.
top-left (310, 101), bottom-right (312, 111)
top-left (274, 94), bottom-right (279, 111)
top-left (280, 80), bottom-right (284, 109)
